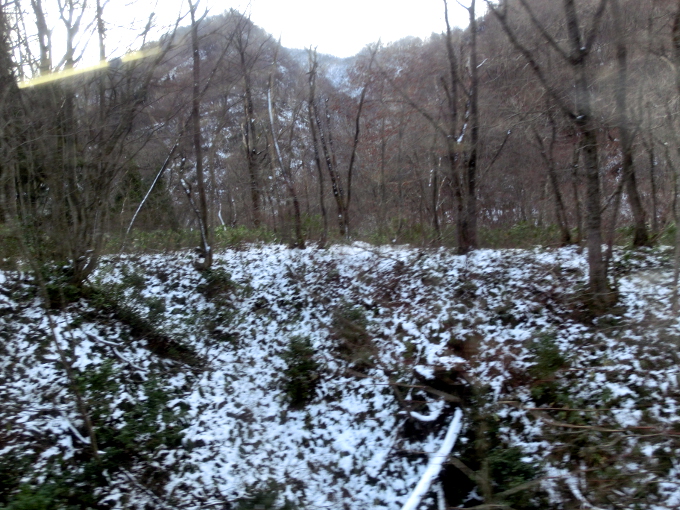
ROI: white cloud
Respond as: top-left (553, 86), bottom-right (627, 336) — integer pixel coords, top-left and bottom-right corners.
top-left (244, 0), bottom-right (470, 57)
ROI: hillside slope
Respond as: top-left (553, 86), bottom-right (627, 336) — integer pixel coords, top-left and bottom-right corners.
top-left (0, 244), bottom-right (678, 509)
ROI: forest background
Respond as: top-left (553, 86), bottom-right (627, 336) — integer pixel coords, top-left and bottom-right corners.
top-left (2, 0), bottom-right (680, 307)
top-left (4, 1), bottom-right (680, 508)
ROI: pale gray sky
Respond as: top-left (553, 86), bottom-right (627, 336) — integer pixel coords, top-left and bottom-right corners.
top-left (245, 0), bottom-right (470, 57)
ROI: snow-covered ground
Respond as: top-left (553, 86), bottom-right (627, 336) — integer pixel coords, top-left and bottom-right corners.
top-left (1, 244), bottom-right (679, 509)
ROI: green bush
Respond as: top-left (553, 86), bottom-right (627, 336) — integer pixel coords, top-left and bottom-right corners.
top-left (0, 480), bottom-right (86, 510)
top-left (197, 266), bottom-right (233, 298)
top-left (480, 222), bottom-right (562, 249)
top-left (527, 333), bottom-right (566, 380)
top-left (488, 446), bottom-right (540, 508)
top-left (0, 226), bottom-right (21, 268)
top-left (120, 265), bottom-right (146, 290)
top-left (331, 302), bottom-right (375, 369)
top-left (110, 228), bottom-right (201, 253)
top-left (659, 222), bottom-right (676, 246)
top-left (90, 283), bottom-right (158, 336)
top-left (145, 295), bottom-right (167, 321)
top-left (0, 363), bottom-right (193, 509)
top-left (0, 455), bottom-right (101, 510)
top-left (89, 267), bottom-right (166, 332)
top-left (331, 302), bottom-right (368, 337)
top-left (33, 264), bottom-right (84, 308)
top-left (214, 225), bottom-right (278, 248)
top-left (234, 481), bottom-right (299, 510)
top-left (78, 361), bottom-right (186, 472)
top-left (527, 333), bottom-right (571, 408)
top-left (281, 337), bottom-right (319, 408)
top-left (0, 451), bottom-right (30, 507)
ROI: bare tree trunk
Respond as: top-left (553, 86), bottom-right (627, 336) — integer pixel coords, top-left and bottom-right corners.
top-left (409, 151), bottom-right (425, 243)
top-left (312, 93), bottom-right (346, 236)
top-left (647, 135), bottom-right (659, 235)
top-left (673, 168), bottom-right (680, 313)
top-left (379, 117), bottom-right (387, 233)
top-left (487, 0), bottom-right (612, 308)
top-left (534, 112), bottom-right (572, 245)
top-left (267, 54), bottom-right (305, 248)
top-left (464, 0), bottom-right (479, 250)
top-left (580, 125), bottom-right (611, 306)
top-left (378, 3), bottom-right (474, 252)
top-left (22, 0), bottom-right (175, 283)
top-left (571, 140), bottom-right (583, 244)
top-left (95, 0), bottom-right (106, 121)
top-left (395, 109), bottom-right (406, 241)
top-left (443, 0), bottom-right (468, 254)
top-left (60, 0), bottom-right (94, 285)
top-left (611, 0), bottom-right (649, 247)
top-left (189, 0), bottom-right (212, 268)
top-left (236, 21), bottom-right (262, 228)
top-left (307, 50), bottom-right (328, 246)
top-left (432, 158), bottom-right (441, 242)
top-left (30, 0), bottom-right (51, 74)
top-left (345, 46), bottom-right (377, 237)
top-left (671, 0), bottom-right (680, 311)
top-left (0, 6), bottom-right (20, 228)
top-left (605, 174), bottom-right (625, 276)
top-left (545, 0), bottom-right (612, 305)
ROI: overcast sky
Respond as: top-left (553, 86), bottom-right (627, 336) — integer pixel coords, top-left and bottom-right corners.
top-left (244, 0), bottom-right (471, 57)
top-left (38, 0), bottom-right (473, 72)
top-left (93, 0), bottom-right (470, 59)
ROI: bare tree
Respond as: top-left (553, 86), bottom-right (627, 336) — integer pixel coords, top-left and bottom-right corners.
top-left (486, 0), bottom-right (615, 308)
top-left (308, 46), bottom-right (377, 237)
top-left (610, 0), bottom-right (650, 247)
top-left (533, 106), bottom-right (573, 245)
top-left (187, 0), bottom-right (212, 268)
top-left (10, 0), bottom-right (177, 284)
top-left (267, 44), bottom-right (305, 248)
top-left (377, 1), bottom-right (480, 252)
top-left (234, 13), bottom-right (268, 228)
top-left (671, 0), bottom-right (680, 311)
top-left (0, 4), bottom-right (21, 229)
top-left (30, 0), bottom-right (51, 73)
top-left (460, 0), bottom-right (480, 251)
top-left (307, 49), bottom-right (329, 246)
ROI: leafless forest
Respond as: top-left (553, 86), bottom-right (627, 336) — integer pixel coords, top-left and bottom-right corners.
top-left (1, 0), bottom-right (680, 306)
top-left (5, 2), bottom-right (680, 508)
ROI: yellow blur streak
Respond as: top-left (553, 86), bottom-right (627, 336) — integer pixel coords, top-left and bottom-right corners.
top-left (18, 46), bottom-right (160, 89)
top-left (18, 60), bottom-right (108, 88)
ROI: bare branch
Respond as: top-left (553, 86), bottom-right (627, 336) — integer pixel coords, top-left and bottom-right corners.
top-left (517, 0), bottom-right (571, 62)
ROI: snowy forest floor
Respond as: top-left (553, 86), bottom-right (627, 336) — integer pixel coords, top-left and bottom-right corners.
top-left (1, 243), bottom-right (679, 509)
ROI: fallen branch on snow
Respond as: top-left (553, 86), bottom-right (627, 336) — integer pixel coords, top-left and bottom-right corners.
top-left (401, 408), bottom-right (464, 510)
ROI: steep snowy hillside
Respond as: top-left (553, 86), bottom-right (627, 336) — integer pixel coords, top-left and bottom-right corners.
top-left (288, 48), bottom-right (354, 90)
top-left (0, 244), bottom-right (678, 509)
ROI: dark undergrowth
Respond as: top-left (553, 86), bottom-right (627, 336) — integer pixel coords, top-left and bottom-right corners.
top-left (2, 220), bottom-right (675, 267)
